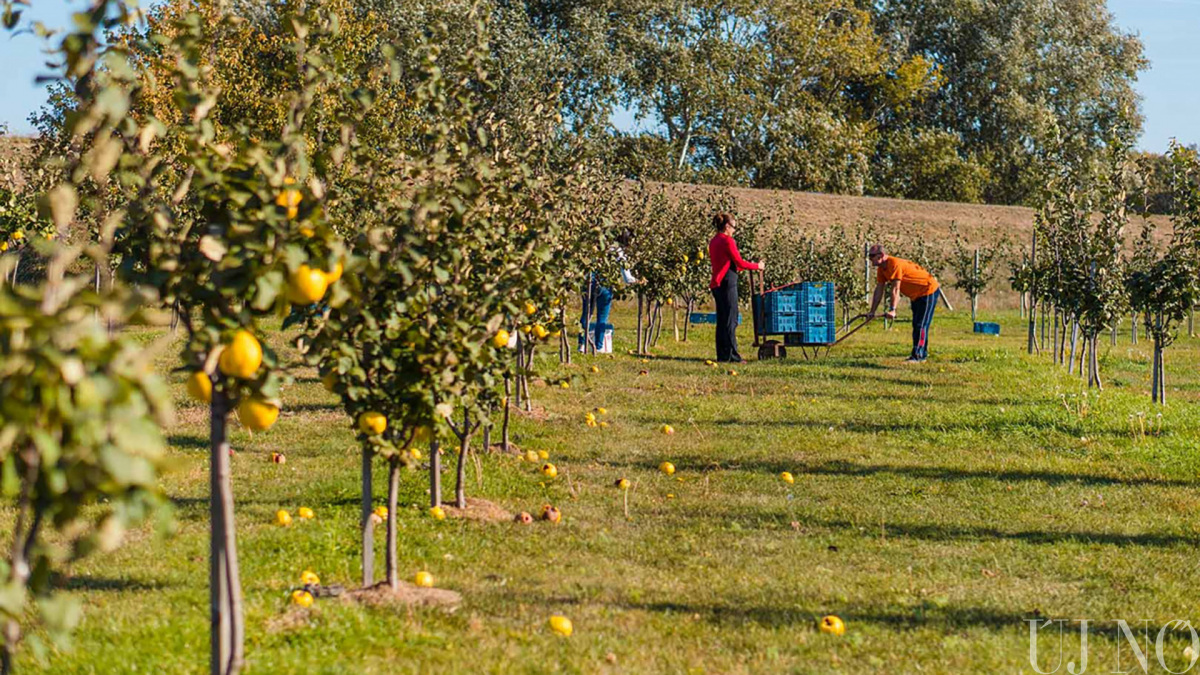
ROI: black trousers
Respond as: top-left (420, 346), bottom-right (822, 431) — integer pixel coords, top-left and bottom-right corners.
top-left (910, 289), bottom-right (940, 360)
top-left (712, 272), bottom-right (741, 362)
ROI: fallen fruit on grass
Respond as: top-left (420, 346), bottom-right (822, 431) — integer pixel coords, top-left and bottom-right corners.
top-left (599, 421), bottom-right (609, 428)
top-left (276, 510), bottom-right (293, 526)
top-left (187, 371), bottom-right (212, 403)
top-left (548, 615), bottom-right (573, 637)
top-left (639, 369), bottom-right (648, 376)
top-left (298, 507), bottom-right (315, 519)
top-left (410, 447), bottom-right (423, 460)
top-left (661, 424), bottom-right (675, 435)
top-left (541, 505), bottom-right (562, 523)
top-left (525, 449), bottom-right (539, 463)
top-left (590, 365), bottom-right (600, 373)
top-left (429, 506), bottom-right (446, 520)
top-left (820, 615), bottom-right (845, 636)
top-left (596, 407), bottom-right (608, 415)
top-left (560, 381), bottom-right (570, 389)
top-left (780, 472), bottom-right (795, 484)
top-left (300, 570), bottom-right (320, 585)
top-left (292, 590), bottom-right (314, 608)
top-left (373, 506), bottom-right (388, 520)
top-left (541, 463), bottom-right (558, 478)
top-left (615, 478), bottom-right (631, 490)
top-left (515, 511), bottom-right (534, 524)
top-left (492, 329), bottom-right (511, 349)
top-left (238, 397), bottom-right (279, 432)
top-left (729, 369), bottom-right (738, 376)
top-left (538, 450), bottom-right (549, 460)
top-left (414, 571), bottom-right (434, 588)
top-left (358, 411), bottom-right (387, 435)
top-left (271, 452), bottom-right (286, 464)
top-left (659, 461), bottom-right (675, 475)
top-left (218, 330), bottom-right (262, 379)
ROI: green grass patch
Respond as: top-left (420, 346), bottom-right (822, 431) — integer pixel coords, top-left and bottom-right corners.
top-left (12, 306), bottom-right (1200, 673)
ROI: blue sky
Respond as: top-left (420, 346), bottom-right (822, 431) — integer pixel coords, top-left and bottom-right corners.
top-left (1, 1), bottom-right (1197, 151)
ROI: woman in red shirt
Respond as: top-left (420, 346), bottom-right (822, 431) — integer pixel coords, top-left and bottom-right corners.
top-left (709, 213), bottom-right (764, 363)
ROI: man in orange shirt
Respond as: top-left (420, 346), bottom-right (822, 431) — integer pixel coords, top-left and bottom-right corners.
top-left (866, 244), bottom-right (942, 363)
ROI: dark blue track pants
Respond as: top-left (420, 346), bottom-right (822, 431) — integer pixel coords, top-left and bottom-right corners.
top-left (910, 290), bottom-right (940, 360)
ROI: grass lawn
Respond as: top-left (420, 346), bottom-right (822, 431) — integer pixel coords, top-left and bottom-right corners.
top-left (13, 303), bottom-right (1200, 674)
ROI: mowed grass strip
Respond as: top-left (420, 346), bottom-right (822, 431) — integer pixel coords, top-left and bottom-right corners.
top-left (11, 307), bottom-right (1200, 673)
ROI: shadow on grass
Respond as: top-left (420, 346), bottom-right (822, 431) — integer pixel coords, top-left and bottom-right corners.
top-left (284, 402), bottom-right (341, 413)
top-left (493, 590), bottom-right (1146, 641)
top-left (167, 434), bottom-right (208, 451)
top-left (614, 457), bottom-right (1193, 489)
top-left (55, 575), bottom-right (172, 593)
top-left (803, 516), bottom-right (1199, 549)
top-left (695, 415), bottom-right (1125, 440)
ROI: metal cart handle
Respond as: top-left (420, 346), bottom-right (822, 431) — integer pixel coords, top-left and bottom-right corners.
top-left (832, 314), bottom-right (874, 346)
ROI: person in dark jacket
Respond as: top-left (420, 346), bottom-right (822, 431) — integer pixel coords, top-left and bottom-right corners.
top-left (708, 213), bottom-right (764, 363)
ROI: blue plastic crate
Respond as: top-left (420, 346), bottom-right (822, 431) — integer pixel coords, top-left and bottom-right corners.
top-left (763, 290), bottom-right (799, 313)
top-left (690, 312), bottom-right (740, 325)
top-left (800, 282), bottom-right (835, 305)
top-left (801, 303), bottom-right (835, 326)
top-left (974, 322), bottom-right (1001, 335)
top-left (763, 312), bottom-right (800, 334)
top-left (803, 323), bottom-right (837, 345)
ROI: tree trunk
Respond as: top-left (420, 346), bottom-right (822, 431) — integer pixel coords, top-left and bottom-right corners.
top-left (502, 377), bottom-right (511, 452)
top-left (361, 446), bottom-right (374, 588)
top-left (1110, 319), bottom-right (1117, 347)
top-left (863, 242), bottom-right (870, 305)
top-left (971, 249), bottom-right (979, 323)
top-left (1027, 298), bottom-right (1038, 355)
top-left (583, 276), bottom-right (597, 355)
top-left (1088, 336), bottom-right (1102, 389)
top-left (386, 457), bottom-right (400, 590)
top-left (1067, 320), bottom-right (1079, 375)
top-left (210, 386), bottom-right (244, 675)
top-left (1153, 311), bottom-right (1165, 404)
top-left (429, 439), bottom-right (441, 509)
top-left (2, 449), bottom-right (39, 673)
top-left (1040, 303), bottom-right (1047, 350)
top-left (513, 342), bottom-right (523, 409)
top-left (1051, 308), bottom-right (1059, 364)
top-left (673, 301), bottom-right (679, 342)
top-left (454, 409), bottom-right (470, 509)
top-left (651, 302), bottom-right (664, 348)
top-left (1131, 312), bottom-right (1138, 345)
top-left (522, 345), bottom-right (533, 412)
top-left (683, 298), bottom-right (693, 342)
top-left (635, 292), bottom-right (644, 355)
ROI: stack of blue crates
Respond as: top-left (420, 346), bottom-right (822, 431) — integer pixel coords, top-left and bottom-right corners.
top-left (800, 282), bottom-right (836, 344)
top-left (759, 282), bottom-right (836, 345)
